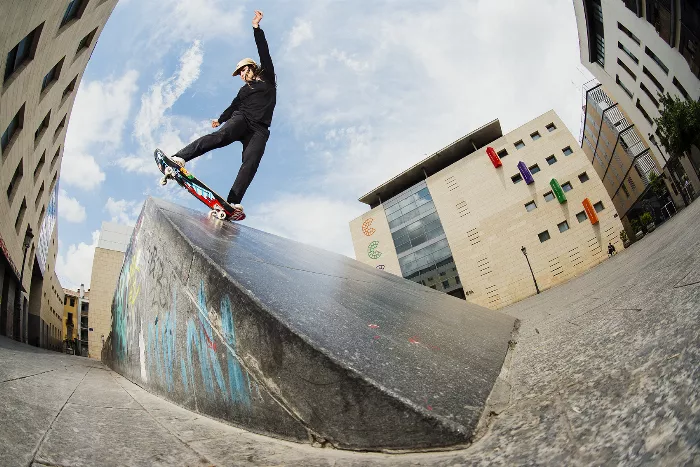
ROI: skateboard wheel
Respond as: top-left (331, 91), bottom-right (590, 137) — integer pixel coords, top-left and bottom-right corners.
top-left (164, 166), bottom-right (174, 176)
top-left (216, 210), bottom-right (227, 220)
top-left (160, 177), bottom-right (168, 186)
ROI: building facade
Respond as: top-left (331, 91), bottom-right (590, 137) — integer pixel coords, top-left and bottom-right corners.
top-left (351, 111), bottom-right (624, 310)
top-left (0, 0), bottom-right (119, 344)
top-left (62, 286), bottom-right (88, 355)
top-left (574, 0), bottom-right (700, 225)
top-left (88, 222), bottom-right (132, 360)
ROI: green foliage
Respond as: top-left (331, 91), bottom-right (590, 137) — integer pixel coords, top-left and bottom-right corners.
top-left (640, 212), bottom-right (653, 226)
top-left (620, 230), bottom-right (629, 243)
top-left (654, 93), bottom-right (700, 157)
top-left (631, 219), bottom-right (642, 233)
top-left (648, 171), bottom-right (668, 197)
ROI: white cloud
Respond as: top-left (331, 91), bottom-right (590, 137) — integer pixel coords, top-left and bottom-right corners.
top-left (60, 152), bottom-right (106, 190)
top-left (154, 0), bottom-right (244, 44)
top-left (105, 198), bottom-right (143, 226)
top-left (126, 41), bottom-right (207, 171)
top-left (247, 194), bottom-right (365, 258)
top-left (56, 230), bottom-right (100, 290)
top-left (279, 0), bottom-right (594, 201)
top-left (65, 70), bottom-right (139, 153)
top-left (58, 190), bottom-right (86, 223)
top-left (61, 70), bottom-right (139, 191)
top-left (287, 19), bottom-right (314, 50)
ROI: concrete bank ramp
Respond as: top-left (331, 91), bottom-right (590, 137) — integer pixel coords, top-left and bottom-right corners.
top-left (102, 197), bottom-right (517, 451)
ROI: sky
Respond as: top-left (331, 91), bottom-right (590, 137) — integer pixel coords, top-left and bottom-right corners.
top-left (54, 0), bottom-right (594, 290)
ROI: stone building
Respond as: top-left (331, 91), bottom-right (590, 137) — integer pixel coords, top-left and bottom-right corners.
top-left (0, 0), bottom-right (119, 345)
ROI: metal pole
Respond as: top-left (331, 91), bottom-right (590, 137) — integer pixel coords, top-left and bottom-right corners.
top-left (521, 247), bottom-right (540, 294)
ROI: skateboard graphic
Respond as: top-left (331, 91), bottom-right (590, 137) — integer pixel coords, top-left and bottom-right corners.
top-left (154, 149), bottom-right (246, 221)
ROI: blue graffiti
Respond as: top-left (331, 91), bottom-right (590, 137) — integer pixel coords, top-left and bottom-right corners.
top-left (145, 281), bottom-right (251, 407)
top-left (221, 295), bottom-right (250, 405)
top-left (148, 290), bottom-right (177, 392)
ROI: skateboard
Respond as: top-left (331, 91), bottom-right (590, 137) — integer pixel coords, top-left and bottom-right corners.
top-left (154, 149), bottom-right (245, 221)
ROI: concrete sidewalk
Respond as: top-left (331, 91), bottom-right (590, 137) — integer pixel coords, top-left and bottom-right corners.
top-left (1, 201), bottom-right (698, 466)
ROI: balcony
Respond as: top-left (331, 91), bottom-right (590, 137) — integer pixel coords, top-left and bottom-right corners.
top-left (580, 80), bottom-right (659, 187)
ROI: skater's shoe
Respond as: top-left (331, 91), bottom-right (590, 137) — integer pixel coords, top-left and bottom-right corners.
top-left (171, 156), bottom-right (186, 168)
top-left (229, 204), bottom-right (245, 221)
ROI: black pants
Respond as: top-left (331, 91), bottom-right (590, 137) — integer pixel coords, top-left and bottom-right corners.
top-left (173, 113), bottom-right (269, 205)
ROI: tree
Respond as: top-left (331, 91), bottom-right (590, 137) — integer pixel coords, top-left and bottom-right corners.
top-left (654, 93), bottom-right (700, 164)
top-left (648, 171), bottom-right (667, 197)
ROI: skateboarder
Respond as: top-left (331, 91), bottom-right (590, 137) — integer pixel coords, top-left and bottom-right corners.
top-left (171, 9), bottom-right (275, 215)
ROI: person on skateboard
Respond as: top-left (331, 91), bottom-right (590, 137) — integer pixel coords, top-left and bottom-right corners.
top-left (171, 9), bottom-right (275, 216)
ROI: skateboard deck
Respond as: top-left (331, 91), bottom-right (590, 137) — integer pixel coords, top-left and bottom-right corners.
top-left (154, 149), bottom-right (245, 221)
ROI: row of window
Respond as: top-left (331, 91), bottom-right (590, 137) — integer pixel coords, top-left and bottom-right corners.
top-left (510, 146), bottom-right (574, 184)
top-left (5, 12), bottom-right (98, 86)
top-left (496, 122), bottom-right (557, 156)
top-left (615, 20), bottom-right (692, 119)
top-left (537, 201), bottom-right (605, 243)
top-left (524, 173), bottom-right (589, 212)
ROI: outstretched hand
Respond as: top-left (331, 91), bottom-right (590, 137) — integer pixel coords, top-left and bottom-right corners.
top-left (211, 119), bottom-right (220, 128)
top-left (252, 10), bottom-right (263, 28)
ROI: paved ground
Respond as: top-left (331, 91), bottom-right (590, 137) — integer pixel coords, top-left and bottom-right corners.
top-left (1, 200), bottom-right (698, 466)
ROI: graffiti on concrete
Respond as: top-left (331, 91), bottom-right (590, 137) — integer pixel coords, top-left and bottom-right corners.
top-left (145, 280), bottom-right (251, 407)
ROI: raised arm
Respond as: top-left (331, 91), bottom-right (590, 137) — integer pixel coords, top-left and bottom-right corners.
top-left (252, 10), bottom-right (275, 84)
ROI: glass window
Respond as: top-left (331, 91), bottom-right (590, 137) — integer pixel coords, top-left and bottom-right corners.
top-left (538, 230), bottom-right (551, 243)
top-left (616, 75), bottom-right (634, 99)
top-left (530, 131), bottom-right (541, 140)
top-left (578, 172), bottom-right (590, 183)
top-left (525, 201), bottom-right (537, 212)
top-left (546, 155), bottom-right (557, 165)
top-left (558, 220), bottom-right (570, 233)
top-left (61, 0), bottom-right (85, 27)
top-left (546, 123), bottom-right (557, 132)
top-left (642, 66), bottom-right (664, 92)
top-left (544, 191), bottom-right (555, 202)
top-left (618, 42), bottom-right (639, 64)
top-left (576, 211), bottom-right (588, 223)
top-left (618, 22), bottom-right (641, 45)
top-left (562, 182), bottom-right (573, 192)
top-left (515, 140), bottom-right (525, 149)
top-left (511, 174), bottom-right (523, 184)
top-left (594, 201), bottom-right (605, 212)
top-left (442, 280), bottom-right (450, 289)
top-left (4, 25), bottom-right (43, 82)
top-left (497, 149), bottom-right (508, 158)
top-left (645, 46), bottom-right (669, 74)
top-left (617, 58), bottom-right (637, 81)
top-left (562, 146), bottom-right (573, 156)
top-left (529, 164), bottom-right (541, 174)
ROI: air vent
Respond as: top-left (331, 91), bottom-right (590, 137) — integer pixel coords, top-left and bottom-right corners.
top-left (568, 246), bottom-right (583, 267)
top-left (467, 228), bottom-right (480, 246)
top-left (477, 257), bottom-right (491, 276)
top-left (485, 284), bottom-right (500, 305)
top-left (588, 237), bottom-right (602, 255)
top-left (445, 175), bottom-right (459, 192)
top-left (605, 225), bottom-right (616, 242)
top-left (549, 257), bottom-right (564, 276)
top-left (628, 176), bottom-right (636, 192)
top-left (456, 200), bottom-right (470, 217)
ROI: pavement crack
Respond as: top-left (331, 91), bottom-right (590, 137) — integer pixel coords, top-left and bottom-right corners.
top-left (1, 369), bottom-right (58, 383)
top-left (29, 366), bottom-right (93, 466)
top-left (109, 371), bottom-right (217, 465)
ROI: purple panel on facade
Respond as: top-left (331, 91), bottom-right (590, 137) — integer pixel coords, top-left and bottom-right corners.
top-left (517, 161), bottom-right (534, 184)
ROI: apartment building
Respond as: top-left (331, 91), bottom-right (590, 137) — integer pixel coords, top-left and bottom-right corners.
top-left (574, 0), bottom-right (700, 224)
top-left (0, 0), bottom-right (119, 345)
top-left (350, 111), bottom-right (624, 310)
top-left (88, 222), bottom-right (132, 360)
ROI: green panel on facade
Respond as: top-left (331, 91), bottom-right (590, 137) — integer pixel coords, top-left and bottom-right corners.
top-left (550, 178), bottom-right (566, 203)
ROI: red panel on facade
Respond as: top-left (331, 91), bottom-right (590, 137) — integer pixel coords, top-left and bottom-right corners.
top-left (582, 198), bottom-right (599, 225)
top-left (486, 147), bottom-right (502, 168)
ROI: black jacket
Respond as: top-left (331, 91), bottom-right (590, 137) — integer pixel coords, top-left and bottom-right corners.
top-left (218, 27), bottom-right (276, 127)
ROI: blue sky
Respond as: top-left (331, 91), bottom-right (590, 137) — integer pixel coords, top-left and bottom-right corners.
top-left (55, 0), bottom-right (593, 290)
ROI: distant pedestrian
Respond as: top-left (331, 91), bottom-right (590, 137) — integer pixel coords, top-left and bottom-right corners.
top-left (608, 243), bottom-right (616, 257)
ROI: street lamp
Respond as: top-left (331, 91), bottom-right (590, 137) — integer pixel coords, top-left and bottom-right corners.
top-left (14, 227), bottom-right (34, 341)
top-left (521, 246), bottom-right (540, 295)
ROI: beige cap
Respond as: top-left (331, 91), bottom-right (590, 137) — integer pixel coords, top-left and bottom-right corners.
top-left (233, 58), bottom-right (258, 76)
